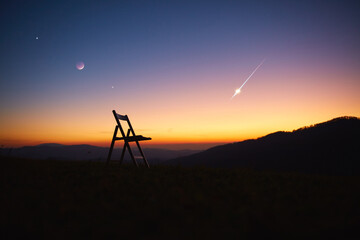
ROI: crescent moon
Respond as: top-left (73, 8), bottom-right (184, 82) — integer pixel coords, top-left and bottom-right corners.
top-left (76, 62), bottom-right (85, 70)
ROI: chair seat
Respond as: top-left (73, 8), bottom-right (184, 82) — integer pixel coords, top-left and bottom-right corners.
top-left (115, 135), bottom-right (152, 142)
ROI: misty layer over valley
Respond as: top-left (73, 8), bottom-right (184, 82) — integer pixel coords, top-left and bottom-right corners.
top-left (1, 144), bottom-right (200, 164)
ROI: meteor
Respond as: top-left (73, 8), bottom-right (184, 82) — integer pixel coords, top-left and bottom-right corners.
top-left (231, 59), bottom-right (265, 99)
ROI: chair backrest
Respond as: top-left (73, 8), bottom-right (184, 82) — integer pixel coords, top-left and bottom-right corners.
top-left (112, 110), bottom-right (136, 137)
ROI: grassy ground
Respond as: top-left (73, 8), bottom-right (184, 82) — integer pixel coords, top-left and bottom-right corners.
top-left (1, 156), bottom-right (360, 239)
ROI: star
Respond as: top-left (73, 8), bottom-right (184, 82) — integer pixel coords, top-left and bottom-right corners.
top-left (35, 37), bottom-right (39, 40)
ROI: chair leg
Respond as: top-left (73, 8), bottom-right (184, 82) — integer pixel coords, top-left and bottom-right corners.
top-left (126, 142), bottom-right (138, 167)
top-left (135, 141), bottom-right (150, 168)
top-left (119, 142), bottom-right (127, 165)
top-left (106, 126), bottom-right (118, 164)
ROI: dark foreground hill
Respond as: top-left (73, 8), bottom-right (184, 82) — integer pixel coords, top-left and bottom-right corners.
top-left (169, 116), bottom-right (360, 175)
top-left (1, 156), bottom-right (360, 239)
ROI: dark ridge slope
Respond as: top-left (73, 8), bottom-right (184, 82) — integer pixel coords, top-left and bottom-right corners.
top-left (169, 116), bottom-right (360, 175)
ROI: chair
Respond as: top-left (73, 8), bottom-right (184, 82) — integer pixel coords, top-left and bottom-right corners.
top-left (107, 110), bottom-right (151, 168)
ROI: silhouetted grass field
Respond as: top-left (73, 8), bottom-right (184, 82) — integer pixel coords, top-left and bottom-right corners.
top-left (2, 156), bottom-right (360, 239)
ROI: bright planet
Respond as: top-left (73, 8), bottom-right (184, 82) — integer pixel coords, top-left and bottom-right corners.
top-left (76, 61), bottom-right (85, 70)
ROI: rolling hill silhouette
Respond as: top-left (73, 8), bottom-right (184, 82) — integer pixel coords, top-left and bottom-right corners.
top-left (169, 116), bottom-right (360, 175)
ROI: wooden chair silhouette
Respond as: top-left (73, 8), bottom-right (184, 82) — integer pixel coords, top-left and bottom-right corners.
top-left (107, 110), bottom-right (151, 168)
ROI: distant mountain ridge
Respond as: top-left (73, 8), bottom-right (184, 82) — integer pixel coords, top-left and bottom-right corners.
top-left (168, 116), bottom-right (360, 175)
top-left (35, 143), bottom-right (65, 147)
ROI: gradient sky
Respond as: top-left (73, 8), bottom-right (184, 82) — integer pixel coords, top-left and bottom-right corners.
top-left (1, 0), bottom-right (359, 149)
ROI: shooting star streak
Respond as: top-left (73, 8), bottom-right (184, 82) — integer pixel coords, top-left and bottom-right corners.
top-left (231, 59), bottom-right (265, 99)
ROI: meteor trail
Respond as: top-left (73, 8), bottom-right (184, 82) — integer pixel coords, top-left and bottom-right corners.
top-left (231, 59), bottom-right (265, 99)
